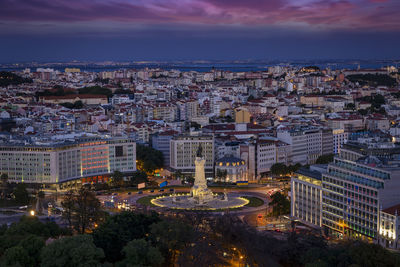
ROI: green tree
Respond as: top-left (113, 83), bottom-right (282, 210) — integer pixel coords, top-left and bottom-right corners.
top-left (0, 173), bottom-right (8, 199)
top-left (78, 86), bottom-right (113, 97)
top-left (130, 170), bottom-right (148, 185)
top-left (13, 183), bottom-right (29, 205)
top-left (345, 103), bottom-right (355, 110)
top-left (0, 71), bottom-right (32, 87)
top-left (40, 235), bottom-right (104, 267)
top-left (347, 74), bottom-right (397, 87)
top-left (2, 246), bottom-right (31, 267)
top-left (269, 192), bottom-right (290, 216)
top-left (270, 163), bottom-right (288, 176)
top-left (19, 234), bottom-right (45, 266)
top-left (150, 219), bottom-right (195, 265)
top-left (61, 190), bottom-right (74, 228)
top-left (92, 212), bottom-right (160, 263)
top-left (5, 215), bottom-right (68, 239)
top-left (136, 144), bottom-right (164, 174)
top-left (288, 163), bottom-right (302, 173)
top-left (247, 95), bottom-right (255, 101)
top-left (111, 170), bottom-right (124, 187)
top-left (117, 239), bottom-right (164, 267)
top-left (174, 170), bottom-right (183, 181)
top-left (61, 188), bottom-right (102, 234)
top-left (316, 154), bottom-right (334, 164)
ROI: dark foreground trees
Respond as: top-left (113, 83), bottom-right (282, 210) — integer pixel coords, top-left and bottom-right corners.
top-left (41, 235), bottom-right (104, 267)
top-left (1, 211), bottom-right (400, 266)
top-left (61, 187), bottom-right (103, 234)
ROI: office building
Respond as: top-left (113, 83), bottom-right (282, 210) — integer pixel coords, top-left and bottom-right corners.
top-left (170, 135), bottom-right (214, 177)
top-left (0, 135), bottom-right (136, 185)
top-left (291, 167), bottom-right (323, 228)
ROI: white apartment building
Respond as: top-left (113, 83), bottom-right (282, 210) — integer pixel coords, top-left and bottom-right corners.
top-left (277, 126), bottom-right (323, 165)
top-left (333, 129), bottom-right (349, 154)
top-left (170, 135), bottom-right (214, 177)
top-left (0, 136), bottom-right (136, 185)
top-left (291, 168), bottom-right (323, 228)
top-left (256, 140), bottom-right (276, 177)
top-left (321, 157), bottom-right (399, 241)
top-left (379, 205), bottom-right (400, 249)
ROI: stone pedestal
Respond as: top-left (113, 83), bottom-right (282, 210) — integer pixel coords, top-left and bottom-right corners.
top-left (191, 156), bottom-right (214, 204)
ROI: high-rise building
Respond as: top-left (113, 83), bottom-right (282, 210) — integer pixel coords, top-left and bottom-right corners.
top-left (0, 136), bottom-right (136, 185)
top-left (277, 126), bottom-right (325, 164)
top-left (170, 135), bottom-right (214, 177)
top-left (291, 168), bottom-right (323, 228)
top-left (151, 130), bottom-right (177, 168)
top-left (321, 157), bottom-right (396, 240)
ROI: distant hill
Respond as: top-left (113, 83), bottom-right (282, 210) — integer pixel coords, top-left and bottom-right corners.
top-left (0, 71), bottom-right (32, 87)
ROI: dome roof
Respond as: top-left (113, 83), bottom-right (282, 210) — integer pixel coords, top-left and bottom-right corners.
top-left (216, 156), bottom-right (245, 167)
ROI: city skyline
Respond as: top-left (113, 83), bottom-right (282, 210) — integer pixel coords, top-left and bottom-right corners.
top-left (1, 0), bottom-right (400, 62)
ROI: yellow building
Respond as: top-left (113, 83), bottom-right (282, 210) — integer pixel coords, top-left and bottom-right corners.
top-left (235, 108), bottom-right (251, 123)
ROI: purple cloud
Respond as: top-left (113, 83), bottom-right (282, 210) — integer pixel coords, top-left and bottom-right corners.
top-left (0, 0), bottom-right (399, 31)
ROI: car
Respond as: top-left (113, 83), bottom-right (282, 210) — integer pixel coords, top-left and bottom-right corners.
top-left (113, 193), bottom-right (118, 196)
top-left (138, 191), bottom-right (143, 194)
top-left (159, 189), bottom-right (164, 192)
top-left (150, 190), bottom-right (154, 193)
top-left (169, 188), bottom-right (174, 192)
top-left (127, 192), bottom-right (132, 195)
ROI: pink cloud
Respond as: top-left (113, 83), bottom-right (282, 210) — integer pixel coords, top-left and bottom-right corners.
top-left (0, 0), bottom-right (399, 31)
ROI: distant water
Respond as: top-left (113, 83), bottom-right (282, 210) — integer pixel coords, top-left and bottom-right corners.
top-left (1, 60), bottom-right (399, 73)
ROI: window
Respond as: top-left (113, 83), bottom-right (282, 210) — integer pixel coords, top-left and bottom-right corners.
top-left (115, 146), bottom-right (124, 157)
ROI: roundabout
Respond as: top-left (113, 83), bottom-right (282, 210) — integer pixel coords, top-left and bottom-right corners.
top-left (150, 193), bottom-right (250, 210)
top-left (147, 146), bottom-right (254, 211)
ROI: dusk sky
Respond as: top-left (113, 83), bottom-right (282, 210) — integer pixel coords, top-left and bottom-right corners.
top-left (1, 0), bottom-right (400, 62)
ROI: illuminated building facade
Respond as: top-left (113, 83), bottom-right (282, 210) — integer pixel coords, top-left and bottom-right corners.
top-left (215, 156), bottom-right (247, 182)
top-left (291, 168), bottom-right (323, 228)
top-left (321, 157), bottom-right (392, 240)
top-left (379, 205), bottom-right (400, 249)
top-left (0, 136), bottom-right (136, 184)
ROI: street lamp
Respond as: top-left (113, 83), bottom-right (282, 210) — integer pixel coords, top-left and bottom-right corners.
top-left (30, 210), bottom-right (35, 216)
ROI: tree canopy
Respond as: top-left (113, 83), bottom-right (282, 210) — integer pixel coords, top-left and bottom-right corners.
top-left (0, 71), bottom-right (32, 87)
top-left (61, 187), bottom-right (103, 234)
top-left (12, 183), bottom-right (29, 205)
top-left (347, 74), bottom-right (397, 87)
top-left (269, 192), bottom-right (290, 216)
top-left (136, 144), bottom-right (164, 174)
top-left (316, 154), bottom-right (334, 164)
top-left (92, 211), bottom-right (160, 262)
top-left (78, 86), bottom-right (112, 97)
top-left (40, 235), bottom-right (104, 267)
top-left (117, 239), bottom-right (164, 267)
top-left (270, 163), bottom-right (301, 176)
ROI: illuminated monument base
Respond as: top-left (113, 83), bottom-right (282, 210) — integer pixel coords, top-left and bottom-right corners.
top-left (190, 156), bottom-right (215, 204)
top-left (151, 148), bottom-right (249, 210)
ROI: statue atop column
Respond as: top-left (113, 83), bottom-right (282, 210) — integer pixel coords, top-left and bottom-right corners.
top-left (196, 144), bottom-right (203, 157)
top-left (191, 144), bottom-right (214, 203)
